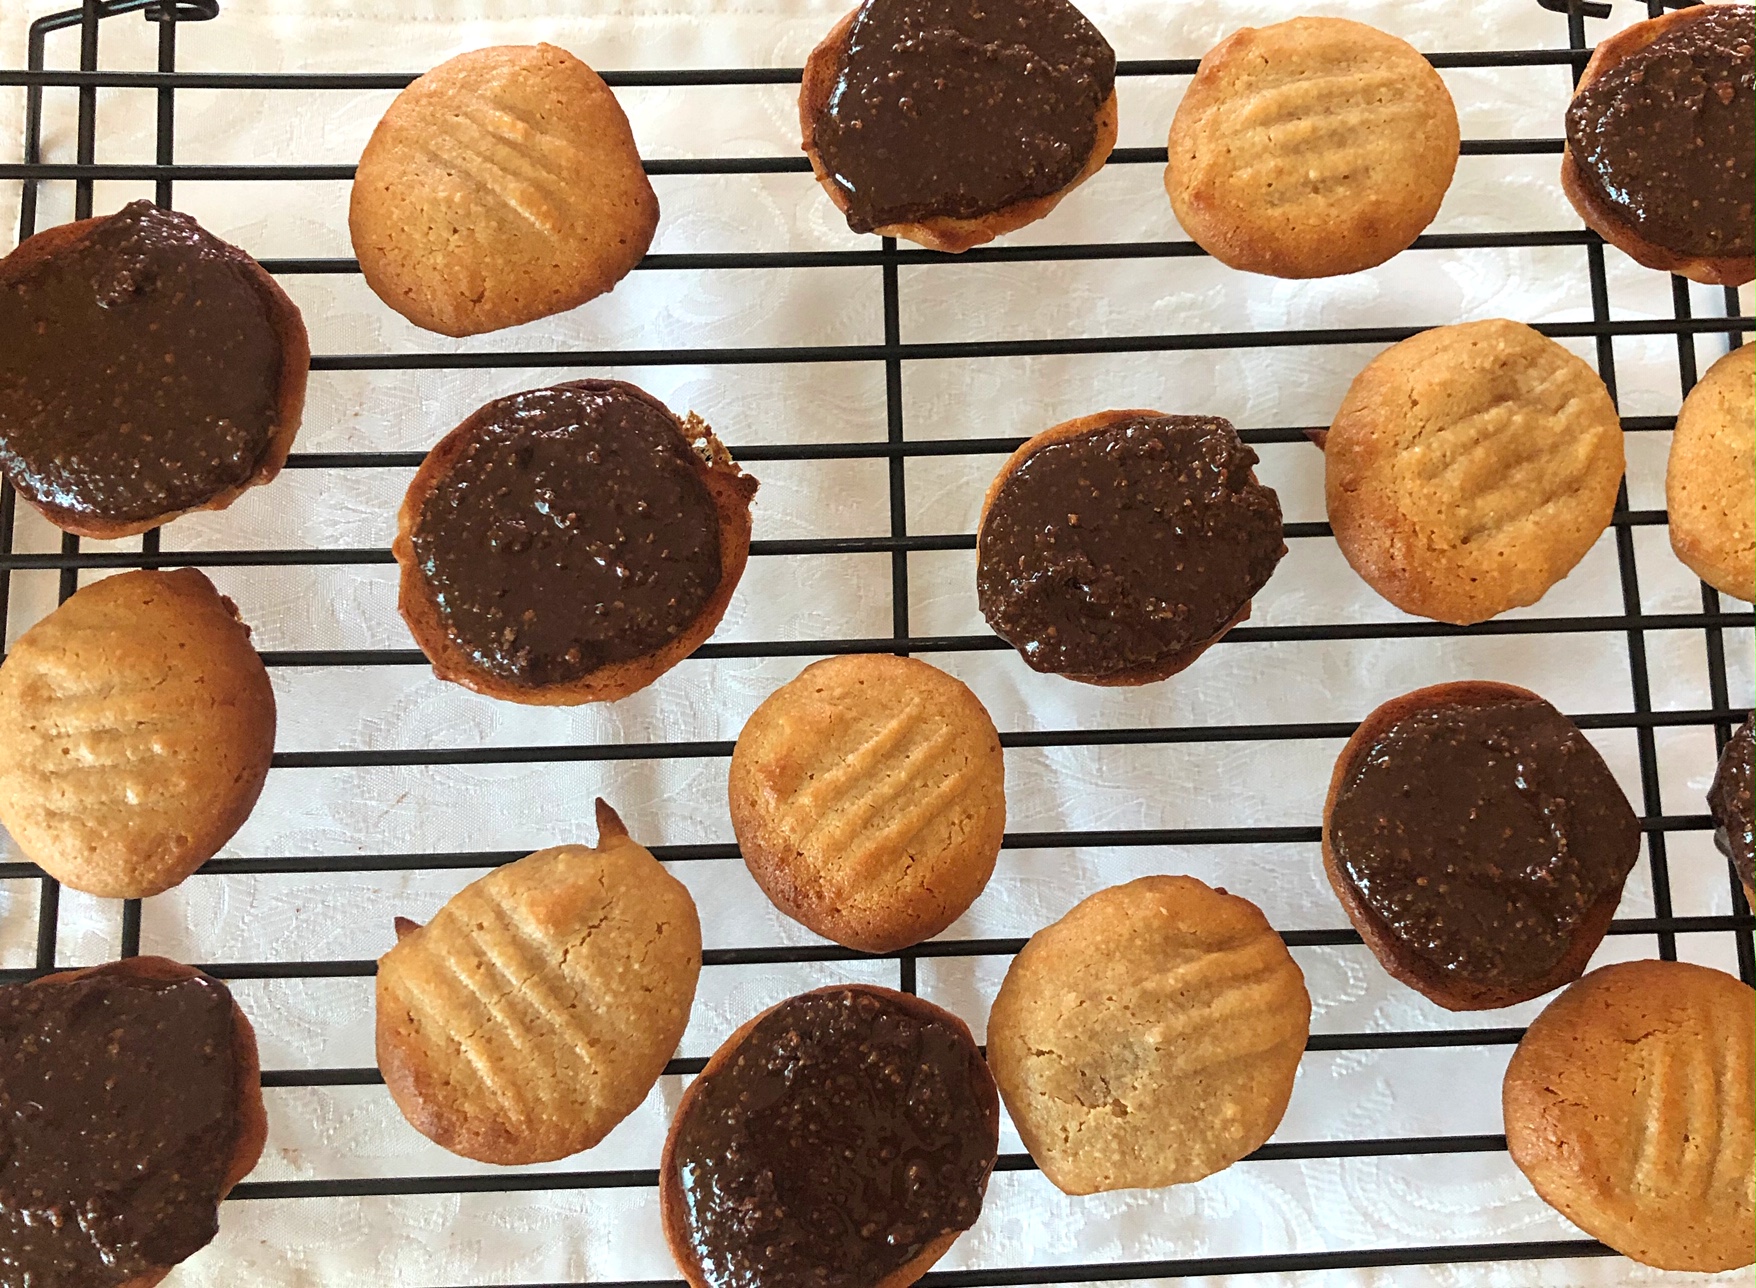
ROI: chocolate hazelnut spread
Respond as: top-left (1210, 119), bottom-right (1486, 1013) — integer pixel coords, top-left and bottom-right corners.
top-left (0, 965), bottom-right (244, 1288)
top-left (410, 382), bottom-right (725, 688)
top-left (1565, 4), bottom-right (1755, 259)
top-left (811, 0), bottom-right (1115, 232)
top-left (0, 200), bottom-right (285, 525)
top-left (976, 415), bottom-right (1285, 679)
top-left (670, 988), bottom-right (997, 1288)
top-left (1709, 714), bottom-right (1754, 891)
top-left (1329, 695), bottom-right (1640, 991)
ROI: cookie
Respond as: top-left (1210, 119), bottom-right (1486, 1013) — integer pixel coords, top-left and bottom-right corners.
top-left (1166, 18), bottom-right (1459, 279)
top-left (377, 800), bottom-right (701, 1165)
top-left (729, 654), bottom-right (1005, 953)
top-left (976, 410), bottom-right (1285, 684)
top-left (1323, 682), bottom-right (1640, 1011)
top-left (987, 875), bottom-right (1310, 1195)
top-left (0, 956), bottom-right (265, 1288)
top-left (395, 379), bottom-right (757, 705)
top-left (1325, 319), bottom-right (1624, 625)
top-left (0, 569), bottom-right (276, 899)
top-left (1562, 4), bottom-right (1754, 287)
top-left (1668, 342), bottom-right (1754, 601)
top-left (0, 200), bottom-right (308, 539)
top-left (660, 985), bottom-right (998, 1288)
top-left (1710, 714), bottom-right (1754, 904)
top-left (1503, 959), bottom-right (1755, 1271)
top-left (350, 44), bottom-right (659, 336)
top-left (800, 0), bottom-right (1116, 253)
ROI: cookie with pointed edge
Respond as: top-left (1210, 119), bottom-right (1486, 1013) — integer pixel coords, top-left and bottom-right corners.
top-left (394, 379), bottom-right (757, 706)
top-left (376, 800), bottom-right (701, 1165)
top-left (1503, 959), bottom-right (1755, 1271)
top-left (987, 875), bottom-right (1310, 1195)
top-left (0, 955), bottom-right (265, 1288)
top-left (1561, 4), bottom-right (1754, 287)
top-left (800, 0), bottom-right (1117, 253)
top-left (0, 568), bottom-right (276, 898)
top-left (1325, 319), bottom-right (1624, 624)
top-left (0, 200), bottom-right (308, 538)
top-left (729, 653), bottom-right (1005, 952)
top-left (1166, 17), bottom-right (1459, 278)
top-left (350, 43), bottom-right (659, 336)
top-left (660, 984), bottom-right (999, 1288)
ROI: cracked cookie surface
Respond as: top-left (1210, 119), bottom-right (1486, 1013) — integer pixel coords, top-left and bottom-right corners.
top-left (987, 875), bottom-right (1310, 1194)
top-left (376, 800), bottom-right (701, 1164)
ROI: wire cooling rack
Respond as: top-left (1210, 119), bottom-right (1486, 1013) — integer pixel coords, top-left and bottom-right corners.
top-left (1, 0), bottom-right (1753, 1283)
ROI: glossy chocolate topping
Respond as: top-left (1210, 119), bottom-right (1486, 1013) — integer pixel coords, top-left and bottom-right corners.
top-left (0, 965), bottom-right (243, 1288)
top-left (671, 988), bottom-right (997, 1288)
top-left (1709, 714), bottom-right (1754, 891)
top-left (410, 382), bottom-right (725, 689)
top-left (976, 415), bottom-right (1284, 679)
top-left (0, 200), bottom-right (285, 525)
top-left (1565, 4), bottom-right (1755, 259)
top-left (1329, 696), bottom-right (1640, 990)
top-left (811, 0), bottom-right (1116, 232)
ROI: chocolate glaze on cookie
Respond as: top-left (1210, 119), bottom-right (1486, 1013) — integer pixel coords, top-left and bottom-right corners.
top-left (811, 0), bottom-right (1115, 232)
top-left (1709, 714), bottom-right (1754, 893)
top-left (977, 415), bottom-right (1284, 679)
top-left (0, 965), bottom-right (245, 1287)
top-left (410, 382), bottom-right (723, 689)
top-left (0, 200), bottom-right (285, 526)
top-left (669, 987), bottom-right (997, 1288)
top-left (1329, 695), bottom-right (1640, 993)
top-left (1565, 4), bottom-right (1755, 260)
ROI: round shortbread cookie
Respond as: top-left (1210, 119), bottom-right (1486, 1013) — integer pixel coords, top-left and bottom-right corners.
top-left (1503, 959), bottom-right (1754, 1272)
top-left (376, 801), bottom-right (701, 1165)
top-left (729, 654), bottom-right (1005, 952)
top-left (1325, 319), bottom-right (1624, 624)
top-left (1166, 17), bottom-right (1459, 278)
top-left (0, 569), bottom-right (275, 899)
top-left (1668, 342), bottom-right (1753, 602)
top-left (350, 44), bottom-right (658, 337)
top-left (987, 875), bottom-right (1310, 1195)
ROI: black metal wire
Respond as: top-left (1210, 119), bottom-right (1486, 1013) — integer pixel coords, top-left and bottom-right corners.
top-left (5, 0), bottom-right (1753, 1281)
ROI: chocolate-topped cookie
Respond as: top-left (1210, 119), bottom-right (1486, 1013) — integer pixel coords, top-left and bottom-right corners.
top-left (660, 985), bottom-right (999, 1288)
top-left (1710, 714), bottom-right (1754, 903)
top-left (1323, 682), bottom-right (1641, 1010)
top-left (0, 200), bottom-right (308, 538)
top-left (0, 957), bottom-right (265, 1288)
top-left (1562, 3), bottom-right (1755, 286)
top-left (800, 0), bottom-right (1117, 252)
top-left (976, 410), bottom-right (1285, 684)
top-left (395, 380), bottom-right (758, 705)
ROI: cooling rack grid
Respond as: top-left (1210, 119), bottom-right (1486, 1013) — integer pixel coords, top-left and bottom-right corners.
top-left (1, 0), bottom-right (1752, 1282)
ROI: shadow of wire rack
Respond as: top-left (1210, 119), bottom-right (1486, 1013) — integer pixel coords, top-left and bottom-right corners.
top-left (1, 0), bottom-right (1752, 1282)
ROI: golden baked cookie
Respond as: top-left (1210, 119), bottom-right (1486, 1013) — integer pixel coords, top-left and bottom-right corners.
top-left (1166, 18), bottom-right (1459, 278)
top-left (987, 875), bottom-right (1310, 1195)
top-left (1503, 959), bottom-right (1755, 1272)
top-left (1326, 319), bottom-right (1624, 624)
top-left (0, 569), bottom-right (276, 898)
top-left (1668, 342), bottom-right (1753, 602)
top-left (376, 800), bottom-right (701, 1165)
top-left (729, 654), bottom-right (1005, 952)
top-left (350, 44), bottom-right (658, 337)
